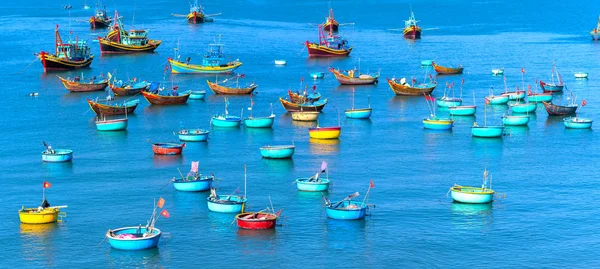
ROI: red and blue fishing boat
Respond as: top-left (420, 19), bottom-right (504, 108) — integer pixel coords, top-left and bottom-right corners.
top-left (591, 16), bottom-right (600, 40)
top-left (106, 198), bottom-right (169, 250)
top-left (171, 0), bottom-right (220, 24)
top-left (403, 12), bottom-right (421, 39)
top-left (151, 142), bottom-right (185, 155)
top-left (306, 26), bottom-right (352, 57)
top-left (168, 37), bottom-right (241, 74)
top-left (172, 161), bottom-right (214, 191)
top-left (58, 74), bottom-right (108, 92)
top-left (87, 98), bottom-right (139, 115)
top-left (142, 83), bottom-right (190, 105)
top-left (539, 63), bottom-right (564, 92)
top-left (37, 25), bottom-right (93, 72)
top-left (108, 72), bottom-right (150, 96)
top-left (322, 8), bottom-right (339, 32)
top-left (88, 0), bottom-right (111, 29)
top-left (98, 11), bottom-right (162, 54)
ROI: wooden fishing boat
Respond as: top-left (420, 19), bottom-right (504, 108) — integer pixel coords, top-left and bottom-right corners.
top-left (87, 98), bottom-right (139, 115)
top-left (187, 90), bottom-right (207, 100)
top-left (345, 90), bottom-right (372, 119)
top-left (492, 69), bottom-right (504, 76)
top-left (171, 0), bottom-right (218, 24)
top-left (19, 183), bottom-right (67, 224)
top-left (387, 78), bottom-right (436, 96)
top-left (291, 111), bottom-right (319, 121)
top-left (207, 77), bottom-right (257, 95)
top-left (169, 38), bottom-right (241, 74)
top-left (37, 25), bottom-right (93, 72)
top-left (176, 129), bottom-right (209, 142)
top-left (98, 10), bottom-right (161, 54)
top-left (502, 115), bottom-right (529, 126)
top-left (260, 145), bottom-right (295, 159)
top-left (106, 198), bottom-right (168, 250)
top-left (527, 92), bottom-right (553, 103)
top-left (329, 68), bottom-right (379, 85)
top-left (543, 101), bottom-right (578, 115)
top-left (280, 98), bottom-right (327, 112)
top-left (58, 75), bottom-right (107, 92)
top-left (450, 170), bottom-right (495, 204)
top-left (88, 0), bottom-right (111, 29)
top-left (306, 26), bottom-right (352, 57)
top-left (539, 63), bottom-right (564, 92)
top-left (96, 117), bottom-right (128, 131)
top-left (212, 97), bottom-right (242, 127)
top-left (152, 142), bottom-right (185, 155)
top-left (432, 62), bottom-right (463, 75)
top-left (41, 142), bottom-right (73, 162)
top-left (309, 126), bottom-right (341, 139)
top-left (142, 90), bottom-right (190, 105)
top-left (591, 16), bottom-right (600, 40)
top-left (437, 97), bottom-right (462, 107)
top-left (563, 117), bottom-right (593, 129)
top-left (236, 212), bottom-right (279, 230)
top-left (172, 162), bottom-right (214, 191)
top-left (322, 8), bottom-right (339, 31)
top-left (574, 72), bottom-right (588, 79)
top-left (289, 89), bottom-right (322, 103)
top-left (510, 102), bottom-right (536, 113)
top-left (403, 12), bottom-right (421, 39)
top-left (107, 73), bottom-right (150, 96)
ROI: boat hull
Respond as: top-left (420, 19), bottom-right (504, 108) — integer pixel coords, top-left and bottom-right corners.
top-left (244, 116), bottom-right (275, 128)
top-left (306, 42), bottom-right (352, 57)
top-left (326, 201), bottom-right (367, 220)
top-left (296, 178), bottom-right (329, 192)
top-left (211, 117), bottom-right (241, 127)
top-left (152, 143), bottom-right (185, 155)
top-left (437, 99), bottom-right (462, 107)
top-left (107, 227), bottom-right (161, 251)
top-left (109, 84), bottom-right (148, 96)
top-left (485, 96), bottom-right (509, 105)
top-left (330, 69), bottom-right (379, 85)
top-left (89, 17), bottom-right (110, 29)
top-left (172, 177), bottom-right (212, 192)
top-left (387, 79), bottom-right (436, 96)
top-left (236, 213), bottom-right (277, 230)
top-left (177, 130), bottom-right (209, 142)
top-left (59, 77), bottom-right (108, 92)
top-left (87, 99), bottom-right (139, 115)
top-left (527, 93), bottom-right (553, 103)
top-left (96, 118), bottom-right (128, 131)
top-left (510, 103), bottom-right (537, 113)
top-left (260, 146), bottom-right (295, 159)
top-left (448, 106), bottom-right (476, 116)
top-left (142, 91), bottom-right (190, 105)
top-left (543, 102), bottom-right (578, 116)
top-left (280, 98), bottom-right (327, 112)
top-left (98, 38), bottom-right (161, 54)
top-left (540, 82), bottom-right (564, 93)
top-left (38, 52), bottom-right (93, 72)
top-left (42, 150), bottom-right (73, 162)
top-left (403, 26), bottom-right (422, 39)
top-left (502, 92), bottom-right (525, 101)
top-left (169, 59), bottom-right (241, 74)
top-left (188, 91), bottom-right (207, 100)
top-left (563, 118), bottom-right (593, 129)
top-left (19, 208), bottom-right (59, 224)
top-left (291, 111), bottom-right (319, 121)
top-left (207, 195), bottom-right (246, 213)
top-left (502, 115), bottom-right (530, 126)
top-left (309, 126), bottom-right (341, 139)
top-left (207, 80), bottom-right (257, 95)
top-left (423, 119), bottom-right (453, 130)
top-left (450, 187), bottom-right (494, 204)
top-left (433, 64), bottom-right (463, 75)
top-left (345, 108), bottom-right (372, 119)
top-left (471, 126), bottom-right (504, 138)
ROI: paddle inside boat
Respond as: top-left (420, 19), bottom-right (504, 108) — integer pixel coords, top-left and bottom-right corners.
top-left (172, 161), bottom-right (214, 191)
top-left (295, 161), bottom-right (330, 192)
top-left (324, 181), bottom-right (374, 220)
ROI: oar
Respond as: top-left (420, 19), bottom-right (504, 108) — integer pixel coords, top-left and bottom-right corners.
top-left (331, 192), bottom-right (359, 208)
top-left (171, 13), bottom-right (188, 17)
top-left (205, 13), bottom-right (222, 17)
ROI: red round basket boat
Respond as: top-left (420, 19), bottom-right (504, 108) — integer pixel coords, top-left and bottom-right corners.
top-left (152, 142), bottom-right (185, 155)
top-left (235, 212), bottom-right (278, 230)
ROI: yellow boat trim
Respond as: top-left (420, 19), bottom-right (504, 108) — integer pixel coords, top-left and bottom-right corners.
top-left (169, 59), bottom-right (242, 73)
top-left (450, 185), bottom-right (494, 195)
top-left (99, 39), bottom-right (162, 51)
top-left (307, 43), bottom-right (352, 55)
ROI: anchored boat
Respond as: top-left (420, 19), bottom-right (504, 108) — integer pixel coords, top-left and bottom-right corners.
top-left (345, 89), bottom-right (372, 119)
top-left (142, 83), bottom-right (190, 105)
top-left (87, 98), bottom-right (139, 115)
top-left (472, 104), bottom-right (503, 138)
top-left (172, 161), bottom-right (214, 191)
top-left (106, 198), bottom-right (169, 250)
top-left (41, 142), bottom-right (73, 162)
top-left (324, 181), bottom-right (374, 220)
top-left (58, 74), bottom-right (107, 92)
top-left (187, 90), bottom-right (207, 100)
top-left (306, 26), bottom-right (352, 57)
top-left (403, 12), bottom-right (421, 39)
top-left (291, 110), bottom-right (320, 121)
top-left (88, 0), bottom-right (110, 29)
top-left (539, 63), bottom-right (564, 92)
top-left (485, 87), bottom-right (509, 105)
top-left (309, 126), bottom-right (341, 139)
top-left (492, 68), bottom-right (504, 76)
top-left (322, 8), bottom-right (339, 32)
top-left (450, 170), bottom-right (496, 204)
top-left (295, 161), bottom-right (330, 192)
top-left (591, 16), bottom-right (600, 40)
top-left (176, 129), bottom-right (209, 142)
top-left (168, 37), bottom-right (240, 74)
top-left (96, 115), bottom-right (128, 131)
top-left (280, 97), bottom-right (328, 112)
top-left (563, 117), bottom-right (593, 129)
top-left (329, 68), bottom-right (379, 85)
top-left (107, 73), bottom-right (150, 96)
top-left (436, 82), bottom-right (462, 107)
top-left (432, 62), bottom-right (463, 75)
top-left (211, 97), bottom-right (242, 127)
top-left (502, 114), bottom-right (530, 126)
top-left (260, 145), bottom-right (295, 159)
top-left (207, 75), bottom-right (257, 95)
top-left (37, 25), bottom-right (93, 72)
top-left (151, 142), bottom-right (185, 155)
top-left (171, 0), bottom-right (220, 23)
top-left (387, 77), bottom-right (437, 96)
top-left (19, 181), bottom-right (67, 224)
top-left (244, 98), bottom-right (275, 128)
top-left (423, 94), bottom-right (453, 130)
top-left (207, 165), bottom-right (248, 213)
top-left (98, 10), bottom-right (161, 54)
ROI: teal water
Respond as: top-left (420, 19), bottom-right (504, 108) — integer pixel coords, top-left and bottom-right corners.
top-left (1, 0), bottom-right (599, 267)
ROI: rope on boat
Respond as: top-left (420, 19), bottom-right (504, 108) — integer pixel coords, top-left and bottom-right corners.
top-left (16, 57), bottom-right (39, 74)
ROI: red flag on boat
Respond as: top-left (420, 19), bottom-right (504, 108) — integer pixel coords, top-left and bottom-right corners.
top-left (160, 209), bottom-right (170, 218)
top-left (521, 68), bottom-right (525, 74)
top-left (582, 99), bottom-right (587, 106)
top-left (191, 161), bottom-right (199, 173)
top-left (301, 77), bottom-right (304, 83)
top-left (157, 197), bottom-right (165, 208)
top-left (370, 180), bottom-right (375, 188)
top-left (172, 86), bottom-right (179, 90)
top-left (275, 209), bottom-right (284, 217)
top-left (503, 76), bottom-right (506, 82)
top-left (461, 78), bottom-right (465, 85)
top-left (528, 85), bottom-right (532, 95)
top-left (240, 74), bottom-right (245, 78)
top-left (43, 181), bottom-right (51, 189)
top-left (312, 85), bottom-right (316, 91)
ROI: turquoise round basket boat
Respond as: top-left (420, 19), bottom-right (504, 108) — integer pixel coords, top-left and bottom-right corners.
top-left (485, 95), bottom-right (509, 105)
top-left (177, 129), bottom-right (209, 142)
top-left (96, 118), bottom-right (128, 131)
top-left (211, 115), bottom-right (241, 127)
top-left (563, 117), bottom-right (593, 129)
top-left (207, 195), bottom-right (247, 213)
top-left (502, 91), bottom-right (525, 101)
top-left (471, 126), bottom-right (504, 138)
top-left (527, 93), bottom-right (553, 103)
top-left (448, 105), bottom-right (476, 116)
top-left (436, 97), bottom-right (462, 108)
top-left (172, 176), bottom-right (213, 191)
top-left (423, 117), bottom-right (453, 130)
top-left (310, 72), bottom-right (325, 79)
top-left (260, 145), bottom-right (295, 159)
top-left (106, 227), bottom-right (161, 251)
top-left (510, 102), bottom-right (536, 113)
top-left (42, 149), bottom-right (73, 162)
top-left (188, 90), bottom-right (207, 100)
top-left (326, 201), bottom-right (367, 220)
top-left (502, 115), bottom-right (530, 126)
top-left (244, 115), bottom-right (275, 128)
top-left (450, 185), bottom-right (494, 204)
top-left (344, 108), bottom-right (372, 119)
top-left (296, 178), bottom-right (330, 192)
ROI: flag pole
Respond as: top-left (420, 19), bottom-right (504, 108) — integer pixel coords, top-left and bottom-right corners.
top-left (361, 184), bottom-right (371, 207)
top-left (42, 181), bottom-right (45, 202)
top-left (244, 164), bottom-right (247, 199)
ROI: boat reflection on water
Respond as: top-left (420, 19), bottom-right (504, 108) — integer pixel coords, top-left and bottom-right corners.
top-left (489, 104), bottom-right (508, 113)
top-left (236, 228), bottom-right (276, 240)
top-left (450, 203), bottom-right (493, 230)
top-left (152, 154), bottom-right (184, 168)
top-left (21, 223), bottom-right (59, 266)
top-left (504, 126), bottom-right (529, 136)
top-left (108, 247), bottom-right (161, 267)
top-left (291, 119), bottom-right (317, 128)
top-left (309, 138), bottom-right (340, 155)
top-left (262, 158), bottom-right (295, 173)
top-left (389, 96), bottom-right (422, 111)
top-left (207, 212), bottom-right (236, 232)
top-left (243, 127), bottom-right (274, 140)
top-left (544, 115), bottom-right (564, 127)
top-left (297, 190), bottom-right (328, 199)
top-left (20, 222), bottom-right (58, 236)
top-left (42, 161), bottom-right (73, 174)
top-left (450, 115), bottom-right (475, 125)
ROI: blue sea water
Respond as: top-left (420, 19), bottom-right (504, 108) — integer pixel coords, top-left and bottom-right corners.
top-left (1, 0), bottom-right (599, 267)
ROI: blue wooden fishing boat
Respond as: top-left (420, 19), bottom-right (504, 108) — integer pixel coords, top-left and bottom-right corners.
top-left (188, 90), bottom-right (207, 100)
top-left (310, 72), bottom-right (325, 79)
top-left (527, 91), bottom-right (553, 103)
top-left (540, 63), bottom-right (564, 93)
top-left (168, 37), bottom-right (241, 74)
top-left (96, 116), bottom-right (127, 131)
top-left (176, 129), bottom-right (209, 142)
top-left (172, 161), bottom-right (214, 191)
top-left (41, 142), bottom-right (73, 162)
top-left (448, 105), bottom-right (476, 116)
top-left (502, 115), bottom-right (530, 126)
top-left (345, 90), bottom-right (372, 119)
top-left (211, 97), bottom-right (241, 127)
top-left (510, 102), bottom-right (536, 113)
top-left (106, 226), bottom-right (161, 250)
top-left (449, 170), bottom-right (495, 204)
top-left (502, 91), bottom-right (525, 101)
top-left (260, 145), bottom-right (295, 159)
top-left (296, 161), bottom-right (330, 191)
top-left (563, 117), bottom-right (593, 129)
top-left (106, 198), bottom-right (169, 250)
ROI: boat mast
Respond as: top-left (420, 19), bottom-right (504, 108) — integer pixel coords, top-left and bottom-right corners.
top-left (243, 164), bottom-right (247, 199)
top-left (351, 88), bottom-right (355, 110)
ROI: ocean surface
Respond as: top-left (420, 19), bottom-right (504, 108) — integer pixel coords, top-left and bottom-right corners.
top-left (1, 0), bottom-right (599, 268)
